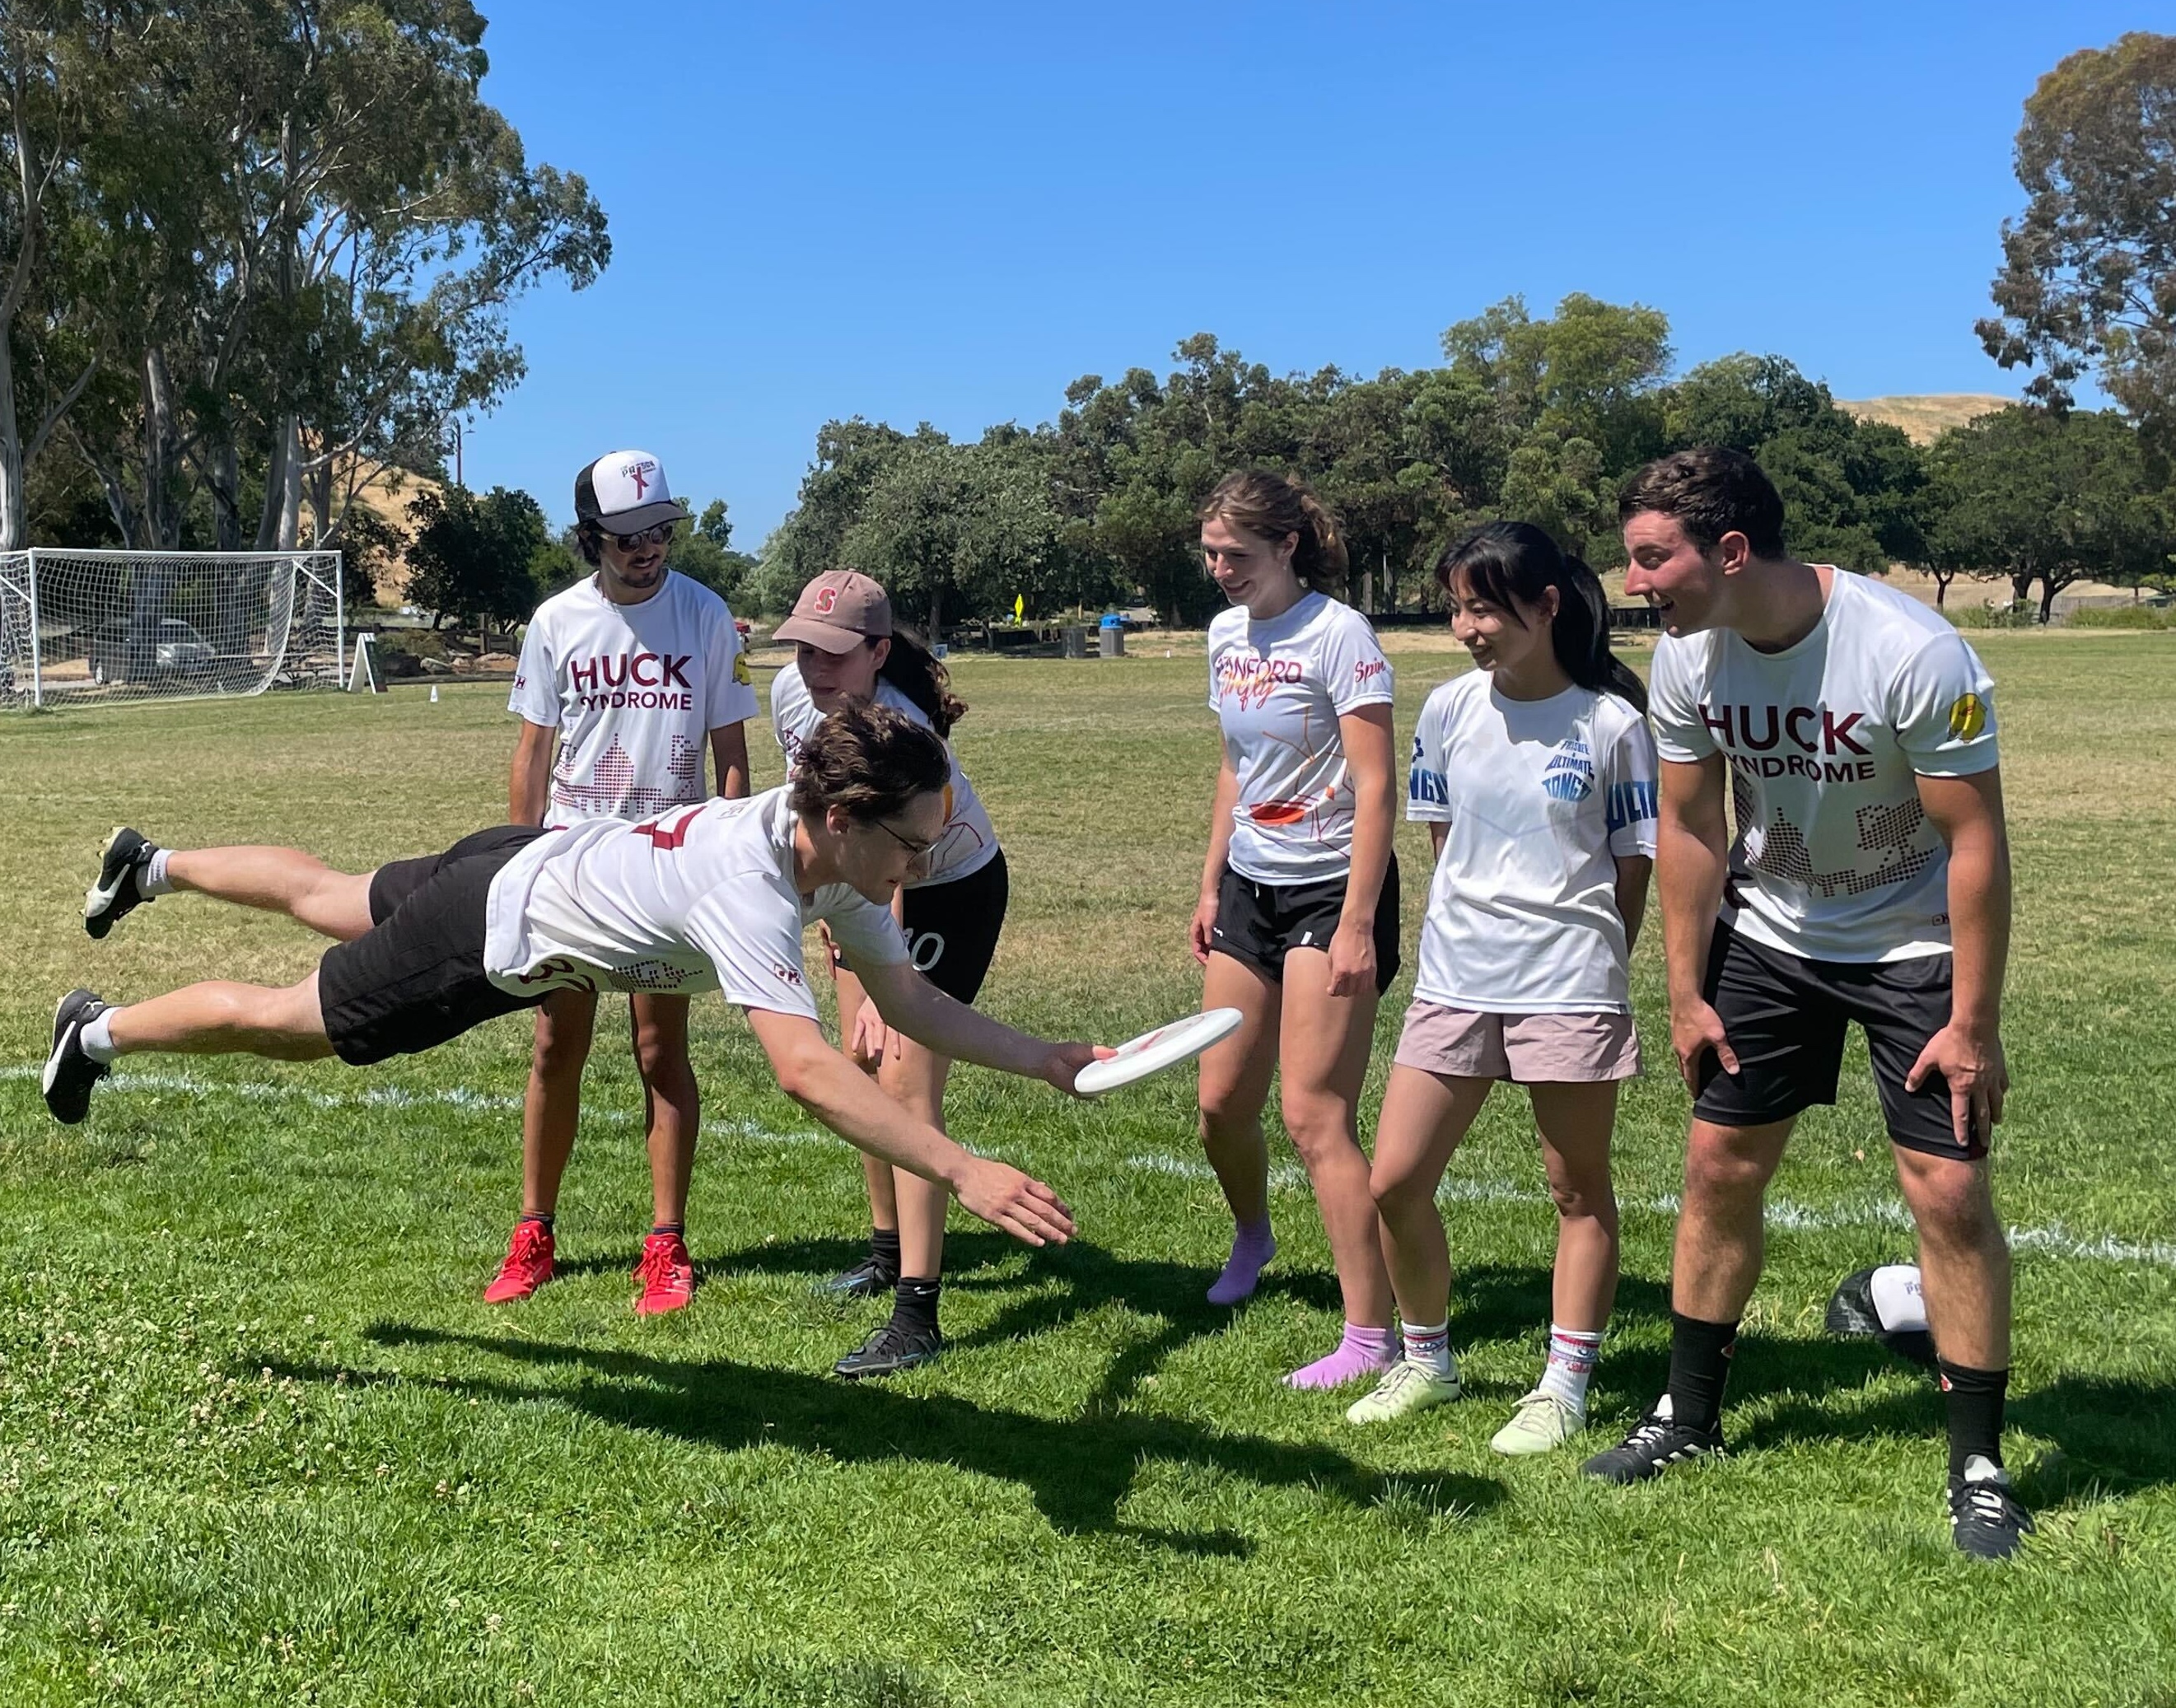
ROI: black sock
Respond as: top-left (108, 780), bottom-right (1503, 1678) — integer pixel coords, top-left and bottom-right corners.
top-left (520, 1212), bottom-right (553, 1234)
top-left (892, 1276), bottom-right (941, 1336)
top-left (871, 1227), bottom-right (902, 1274)
top-left (1665, 1309), bottom-right (1739, 1433)
top-left (650, 1221), bottom-right (684, 1239)
top-left (1937, 1358), bottom-right (2008, 1479)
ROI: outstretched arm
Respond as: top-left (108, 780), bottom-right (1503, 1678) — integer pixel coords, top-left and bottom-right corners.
top-left (743, 1006), bottom-right (1075, 1245)
top-left (852, 958), bottom-right (1104, 1093)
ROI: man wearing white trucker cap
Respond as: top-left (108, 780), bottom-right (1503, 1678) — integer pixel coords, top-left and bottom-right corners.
top-left (493, 449), bottom-right (759, 1314)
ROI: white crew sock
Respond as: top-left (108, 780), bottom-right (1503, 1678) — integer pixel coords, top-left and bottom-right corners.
top-left (1400, 1319), bottom-right (1455, 1380)
top-left (1537, 1323), bottom-right (1604, 1413)
top-left (80, 1009), bottom-right (119, 1064)
top-left (142, 849), bottom-right (174, 895)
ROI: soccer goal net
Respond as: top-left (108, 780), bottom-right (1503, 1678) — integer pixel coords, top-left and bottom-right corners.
top-left (0, 548), bottom-right (343, 709)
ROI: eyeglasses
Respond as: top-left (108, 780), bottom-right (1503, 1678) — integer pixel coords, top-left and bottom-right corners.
top-left (870, 816), bottom-right (937, 870)
top-left (605, 521), bottom-right (675, 551)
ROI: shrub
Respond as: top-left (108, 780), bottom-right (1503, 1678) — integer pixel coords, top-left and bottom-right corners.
top-left (2067, 604), bottom-right (2175, 630)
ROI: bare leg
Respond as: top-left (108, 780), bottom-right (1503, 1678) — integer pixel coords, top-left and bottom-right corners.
top-left (1893, 1146), bottom-right (2010, 1369)
top-left (1370, 1065), bottom-right (1494, 1329)
top-left (519, 989), bottom-right (596, 1220)
top-left (1670, 1117), bottom-right (1795, 1322)
top-left (105, 969), bottom-right (337, 1061)
top-left (168, 846), bottom-right (376, 942)
top-left (1197, 950), bottom-right (1281, 1225)
top-left (880, 1034), bottom-right (954, 1279)
top-left (1277, 946), bottom-right (1393, 1331)
top-left (1528, 1081), bottom-right (1623, 1333)
top-left (633, 992), bottom-right (698, 1229)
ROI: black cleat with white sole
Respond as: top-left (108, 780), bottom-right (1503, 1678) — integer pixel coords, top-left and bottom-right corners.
top-left (1580, 1396), bottom-right (1726, 1483)
top-left (1950, 1456), bottom-right (2034, 1560)
top-left (84, 826), bottom-right (159, 940)
top-left (43, 988), bottom-right (111, 1124)
top-left (833, 1319), bottom-right (943, 1379)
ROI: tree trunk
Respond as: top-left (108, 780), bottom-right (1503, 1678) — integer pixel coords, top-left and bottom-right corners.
top-left (928, 581), bottom-right (944, 647)
top-left (254, 416), bottom-right (301, 548)
top-left (141, 346), bottom-right (180, 548)
top-left (2009, 569), bottom-right (2033, 609)
top-left (208, 434), bottom-right (242, 552)
top-left (2038, 578), bottom-right (2061, 626)
top-left (1933, 568), bottom-right (1953, 608)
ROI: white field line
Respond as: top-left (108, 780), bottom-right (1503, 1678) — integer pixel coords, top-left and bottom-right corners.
top-left (1122, 1152), bottom-right (2176, 1271)
top-left (7, 1065), bottom-right (2169, 1269)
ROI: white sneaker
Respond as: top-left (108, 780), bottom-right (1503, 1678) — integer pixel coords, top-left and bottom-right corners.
top-left (1490, 1389), bottom-right (1585, 1456)
top-left (1344, 1360), bottom-right (1461, 1424)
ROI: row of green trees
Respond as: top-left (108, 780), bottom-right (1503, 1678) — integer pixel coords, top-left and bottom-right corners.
top-left (740, 305), bottom-right (2171, 632)
top-left (0, 2), bottom-right (605, 558)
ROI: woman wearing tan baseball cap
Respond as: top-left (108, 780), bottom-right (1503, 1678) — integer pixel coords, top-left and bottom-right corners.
top-left (770, 570), bottom-right (1010, 1379)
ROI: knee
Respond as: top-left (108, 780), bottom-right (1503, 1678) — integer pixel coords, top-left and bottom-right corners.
top-left (1370, 1156), bottom-right (1433, 1220)
top-left (1547, 1173), bottom-right (1617, 1228)
top-left (532, 1022), bottom-right (591, 1079)
top-left (1899, 1160), bottom-right (1999, 1248)
top-left (1280, 1095), bottom-right (1357, 1163)
top-left (1198, 1076), bottom-right (1257, 1135)
top-left (1680, 1136), bottom-right (1767, 1206)
top-left (637, 1030), bottom-right (693, 1092)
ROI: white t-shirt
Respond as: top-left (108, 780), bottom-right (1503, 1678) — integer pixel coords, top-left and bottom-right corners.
top-left (1648, 569), bottom-right (1999, 964)
top-left (481, 787), bottom-right (908, 1020)
top-left (769, 664), bottom-right (1000, 888)
top-left (1407, 672), bottom-right (1659, 1013)
top-left (509, 572), bottom-right (759, 828)
top-left (1207, 591), bottom-right (1395, 885)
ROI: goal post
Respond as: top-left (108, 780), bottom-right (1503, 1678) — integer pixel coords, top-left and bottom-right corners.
top-left (0, 548), bottom-right (343, 710)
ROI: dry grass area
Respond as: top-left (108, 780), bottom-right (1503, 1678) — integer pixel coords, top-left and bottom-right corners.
top-left (1836, 394), bottom-right (2014, 444)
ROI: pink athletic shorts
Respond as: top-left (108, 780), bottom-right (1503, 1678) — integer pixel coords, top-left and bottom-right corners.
top-left (1392, 1000), bottom-right (1641, 1084)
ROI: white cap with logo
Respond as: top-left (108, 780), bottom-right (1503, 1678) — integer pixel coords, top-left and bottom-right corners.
top-left (574, 449), bottom-right (690, 534)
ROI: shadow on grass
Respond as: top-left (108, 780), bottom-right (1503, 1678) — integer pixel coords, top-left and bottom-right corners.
top-left (281, 1323), bottom-right (1505, 1555)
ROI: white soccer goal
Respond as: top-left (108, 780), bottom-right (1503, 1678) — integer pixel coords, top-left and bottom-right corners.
top-left (0, 548), bottom-right (343, 709)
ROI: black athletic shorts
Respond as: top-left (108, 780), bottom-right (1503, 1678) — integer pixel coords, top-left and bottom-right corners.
top-left (316, 825), bottom-right (552, 1066)
top-left (1693, 919), bottom-right (1980, 1159)
top-left (831, 850), bottom-right (1011, 1005)
top-left (1209, 856), bottom-right (1402, 996)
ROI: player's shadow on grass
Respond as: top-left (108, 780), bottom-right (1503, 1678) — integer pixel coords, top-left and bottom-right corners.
top-left (318, 1324), bottom-right (1504, 1555)
top-left (712, 1230), bottom-right (1343, 1413)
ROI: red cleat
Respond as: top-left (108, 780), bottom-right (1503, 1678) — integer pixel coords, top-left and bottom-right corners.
top-left (633, 1230), bottom-right (696, 1316)
top-left (483, 1219), bottom-right (555, 1304)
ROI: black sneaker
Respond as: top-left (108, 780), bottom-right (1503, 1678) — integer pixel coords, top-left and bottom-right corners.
top-left (833, 1318), bottom-right (944, 1380)
top-left (1825, 1264), bottom-right (1936, 1370)
top-left (1580, 1397), bottom-right (1726, 1483)
top-left (43, 988), bottom-right (111, 1125)
top-left (814, 1254), bottom-right (898, 1300)
top-left (85, 827), bottom-right (158, 940)
top-left (1950, 1456), bottom-right (2034, 1560)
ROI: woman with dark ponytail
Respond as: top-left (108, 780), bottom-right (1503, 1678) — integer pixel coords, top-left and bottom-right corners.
top-left (1191, 470), bottom-right (1403, 1393)
top-left (1348, 521), bottom-right (1659, 1454)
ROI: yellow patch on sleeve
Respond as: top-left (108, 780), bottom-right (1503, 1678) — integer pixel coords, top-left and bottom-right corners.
top-left (1947, 693), bottom-right (1986, 742)
top-left (732, 651), bottom-right (750, 686)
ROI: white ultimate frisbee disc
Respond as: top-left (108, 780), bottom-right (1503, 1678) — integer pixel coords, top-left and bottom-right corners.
top-left (1075, 1006), bottom-right (1244, 1097)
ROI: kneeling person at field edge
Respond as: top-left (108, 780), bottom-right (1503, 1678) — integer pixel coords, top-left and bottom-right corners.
top-left (1585, 447), bottom-right (2026, 1562)
top-left (49, 704), bottom-right (1086, 1250)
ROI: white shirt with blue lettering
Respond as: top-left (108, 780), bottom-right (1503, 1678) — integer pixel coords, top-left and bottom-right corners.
top-left (1406, 671), bottom-right (1658, 1013)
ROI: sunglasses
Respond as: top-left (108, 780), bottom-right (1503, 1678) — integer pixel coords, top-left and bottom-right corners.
top-left (604, 521), bottom-right (675, 551)
top-left (870, 816), bottom-right (937, 870)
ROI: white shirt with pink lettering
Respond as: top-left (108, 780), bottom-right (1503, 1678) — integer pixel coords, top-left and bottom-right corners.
top-left (510, 572), bottom-right (758, 828)
top-left (1207, 590), bottom-right (1394, 885)
top-left (1648, 568), bottom-right (1999, 963)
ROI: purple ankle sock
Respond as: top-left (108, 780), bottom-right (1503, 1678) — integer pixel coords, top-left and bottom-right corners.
top-left (1284, 1323), bottom-right (1398, 1390)
top-left (1207, 1216), bottom-right (1276, 1305)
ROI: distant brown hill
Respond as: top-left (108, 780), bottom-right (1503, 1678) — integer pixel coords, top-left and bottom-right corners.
top-left (1836, 394), bottom-right (2013, 444)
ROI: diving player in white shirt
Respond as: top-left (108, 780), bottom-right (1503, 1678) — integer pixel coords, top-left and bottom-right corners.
top-left (494, 450), bottom-right (758, 1315)
top-left (52, 705), bottom-right (1090, 1258)
top-left (1348, 524), bottom-right (1656, 1455)
top-left (1190, 472), bottom-right (1402, 1391)
top-left (1582, 447), bottom-right (2028, 1562)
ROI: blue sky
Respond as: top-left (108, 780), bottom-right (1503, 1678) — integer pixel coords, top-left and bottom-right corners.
top-left (465, 2), bottom-right (2162, 544)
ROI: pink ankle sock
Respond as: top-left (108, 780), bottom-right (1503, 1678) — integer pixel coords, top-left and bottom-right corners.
top-left (1207, 1217), bottom-right (1276, 1305)
top-left (1283, 1323), bottom-right (1397, 1390)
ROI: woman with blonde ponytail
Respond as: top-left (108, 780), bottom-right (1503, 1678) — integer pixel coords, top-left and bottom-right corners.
top-left (1189, 471), bottom-right (1403, 1392)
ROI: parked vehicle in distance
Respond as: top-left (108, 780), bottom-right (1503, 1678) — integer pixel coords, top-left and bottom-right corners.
top-left (86, 617), bottom-right (218, 682)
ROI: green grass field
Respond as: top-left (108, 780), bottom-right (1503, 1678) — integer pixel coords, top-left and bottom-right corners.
top-left (2, 635), bottom-right (2173, 1706)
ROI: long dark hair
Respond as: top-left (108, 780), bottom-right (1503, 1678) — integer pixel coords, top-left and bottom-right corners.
top-left (1436, 522), bottom-right (1647, 715)
top-left (876, 623), bottom-right (967, 738)
top-left (1198, 470), bottom-right (1349, 596)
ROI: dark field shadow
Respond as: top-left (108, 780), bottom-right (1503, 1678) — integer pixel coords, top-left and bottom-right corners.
top-left (283, 1324), bottom-right (1504, 1553)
